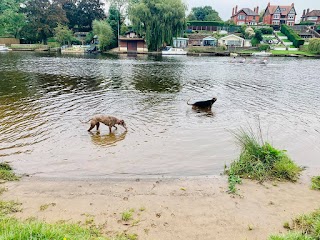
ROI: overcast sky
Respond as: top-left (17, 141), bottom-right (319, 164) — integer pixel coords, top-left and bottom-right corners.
top-left (183, 0), bottom-right (320, 22)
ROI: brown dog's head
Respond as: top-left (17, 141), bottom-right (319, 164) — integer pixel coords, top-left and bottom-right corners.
top-left (117, 119), bottom-right (127, 131)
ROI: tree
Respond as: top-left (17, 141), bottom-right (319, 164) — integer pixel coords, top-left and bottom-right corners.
top-left (92, 20), bottom-right (114, 51)
top-left (128, 0), bottom-right (186, 51)
top-left (107, 5), bottom-right (122, 48)
top-left (21, 0), bottom-right (68, 43)
top-left (187, 6), bottom-right (221, 21)
top-left (54, 24), bottom-right (74, 45)
top-left (0, 0), bottom-right (25, 37)
top-left (60, 0), bottom-right (79, 30)
top-left (76, 0), bottom-right (106, 31)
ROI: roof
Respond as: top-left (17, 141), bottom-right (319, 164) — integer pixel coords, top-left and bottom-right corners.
top-left (232, 8), bottom-right (259, 17)
top-left (119, 37), bottom-right (145, 41)
top-left (202, 36), bottom-right (217, 40)
top-left (219, 34), bottom-right (244, 40)
top-left (265, 5), bottom-right (295, 16)
top-left (305, 10), bottom-right (320, 17)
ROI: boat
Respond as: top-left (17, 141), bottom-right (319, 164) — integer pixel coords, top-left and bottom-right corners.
top-left (162, 46), bottom-right (187, 55)
top-left (252, 51), bottom-right (272, 57)
top-left (0, 45), bottom-right (10, 52)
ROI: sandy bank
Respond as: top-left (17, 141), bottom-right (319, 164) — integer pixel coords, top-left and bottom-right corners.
top-left (2, 174), bottom-right (320, 240)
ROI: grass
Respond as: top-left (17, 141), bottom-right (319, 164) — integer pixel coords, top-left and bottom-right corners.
top-left (0, 162), bottom-right (19, 182)
top-left (311, 176), bottom-right (320, 190)
top-left (271, 50), bottom-right (316, 56)
top-left (269, 209), bottom-right (320, 239)
top-left (277, 32), bottom-right (286, 36)
top-left (282, 39), bottom-right (292, 42)
top-left (0, 201), bottom-right (22, 216)
top-left (121, 210), bottom-right (133, 222)
top-left (225, 127), bottom-right (302, 193)
top-left (39, 203), bottom-right (56, 211)
top-left (0, 217), bottom-right (107, 240)
top-left (187, 46), bottom-right (226, 53)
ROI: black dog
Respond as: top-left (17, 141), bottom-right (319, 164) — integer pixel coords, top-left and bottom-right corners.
top-left (187, 97), bottom-right (217, 109)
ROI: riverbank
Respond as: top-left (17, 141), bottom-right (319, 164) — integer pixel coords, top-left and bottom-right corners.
top-left (2, 173), bottom-right (320, 240)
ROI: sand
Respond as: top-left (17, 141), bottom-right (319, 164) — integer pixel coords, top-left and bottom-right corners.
top-left (2, 173), bottom-right (320, 240)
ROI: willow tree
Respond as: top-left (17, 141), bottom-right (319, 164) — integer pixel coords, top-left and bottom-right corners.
top-left (128, 0), bottom-right (186, 51)
top-left (92, 20), bottom-right (114, 51)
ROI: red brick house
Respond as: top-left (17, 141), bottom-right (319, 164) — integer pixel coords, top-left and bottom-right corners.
top-left (263, 2), bottom-right (296, 26)
top-left (231, 5), bottom-right (260, 25)
top-left (301, 9), bottom-right (320, 24)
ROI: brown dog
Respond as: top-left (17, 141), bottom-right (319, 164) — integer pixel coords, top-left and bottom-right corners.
top-left (187, 97), bottom-right (217, 110)
top-left (87, 115), bottom-right (127, 132)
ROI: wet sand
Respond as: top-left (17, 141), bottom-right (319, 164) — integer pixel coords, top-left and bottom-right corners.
top-left (2, 173), bottom-right (320, 240)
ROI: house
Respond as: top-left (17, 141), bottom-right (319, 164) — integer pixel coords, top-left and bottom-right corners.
top-left (202, 36), bottom-right (217, 46)
top-left (231, 5), bottom-right (260, 25)
top-left (218, 34), bottom-right (245, 47)
top-left (301, 9), bottom-right (320, 24)
top-left (173, 37), bottom-right (189, 48)
top-left (118, 31), bottom-right (147, 53)
top-left (262, 2), bottom-right (296, 26)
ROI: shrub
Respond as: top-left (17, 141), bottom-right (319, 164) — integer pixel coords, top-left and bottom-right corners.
top-left (254, 29), bottom-right (263, 42)
top-left (260, 27), bottom-right (273, 34)
top-left (281, 24), bottom-right (305, 48)
top-left (311, 176), bottom-right (320, 190)
top-left (258, 44), bottom-right (270, 51)
top-left (225, 127), bottom-right (302, 192)
top-left (308, 38), bottom-right (320, 54)
top-left (251, 37), bottom-right (260, 47)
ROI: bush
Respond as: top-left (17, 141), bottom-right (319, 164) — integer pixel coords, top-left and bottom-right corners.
top-left (311, 176), bottom-right (320, 190)
top-left (251, 37), bottom-right (260, 47)
top-left (260, 27), bottom-right (273, 35)
top-left (308, 38), bottom-right (320, 54)
top-left (299, 21), bottom-right (315, 26)
top-left (258, 44), bottom-right (270, 51)
top-left (281, 24), bottom-right (305, 48)
top-left (225, 128), bottom-right (302, 187)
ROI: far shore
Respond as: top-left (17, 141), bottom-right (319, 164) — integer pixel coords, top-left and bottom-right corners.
top-left (2, 172), bottom-right (320, 240)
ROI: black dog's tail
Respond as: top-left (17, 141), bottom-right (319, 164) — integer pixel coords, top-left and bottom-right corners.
top-left (187, 98), bottom-right (193, 105)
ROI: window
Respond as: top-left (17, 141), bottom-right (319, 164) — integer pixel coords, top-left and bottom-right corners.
top-left (288, 14), bottom-right (295, 19)
top-left (238, 15), bottom-right (245, 20)
top-left (307, 17), bottom-right (318, 21)
top-left (272, 20), bottom-right (280, 25)
top-left (227, 40), bottom-right (241, 46)
top-left (273, 14), bottom-right (280, 19)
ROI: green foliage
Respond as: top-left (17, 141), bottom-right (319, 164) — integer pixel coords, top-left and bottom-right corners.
top-left (121, 210), bottom-right (133, 221)
top-left (281, 25), bottom-right (305, 48)
top-left (254, 29), bottom-right (263, 42)
top-left (0, 162), bottom-right (19, 181)
top-left (270, 209), bottom-right (320, 240)
top-left (311, 176), bottom-right (320, 190)
top-left (186, 21), bottom-right (225, 27)
top-left (0, 0), bottom-right (25, 37)
top-left (76, 0), bottom-right (106, 31)
top-left (54, 24), bottom-right (74, 46)
top-left (308, 38), bottom-right (320, 54)
top-left (258, 44), bottom-right (270, 51)
top-left (225, 127), bottom-right (302, 193)
top-left (298, 21), bottom-right (315, 26)
top-left (0, 217), bottom-right (106, 239)
top-left (187, 6), bottom-right (222, 21)
top-left (260, 27), bottom-right (273, 34)
top-left (251, 37), bottom-right (260, 47)
top-left (92, 20), bottom-right (114, 51)
top-left (128, 0), bottom-right (186, 51)
top-left (0, 201), bottom-right (21, 216)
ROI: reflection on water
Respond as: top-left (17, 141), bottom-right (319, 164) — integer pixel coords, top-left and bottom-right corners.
top-left (0, 52), bottom-right (320, 178)
top-left (89, 131), bottom-right (127, 147)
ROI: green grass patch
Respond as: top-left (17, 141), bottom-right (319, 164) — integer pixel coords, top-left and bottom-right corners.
top-left (121, 210), bottom-right (133, 222)
top-left (187, 46), bottom-right (225, 53)
top-left (271, 50), bottom-right (315, 56)
top-left (311, 176), bottom-right (320, 190)
top-left (282, 39), bottom-right (291, 42)
top-left (225, 128), bottom-right (302, 193)
top-left (0, 162), bottom-right (19, 182)
top-left (0, 217), bottom-right (107, 239)
top-left (239, 50), bottom-right (260, 54)
top-left (269, 209), bottom-right (320, 239)
top-left (277, 32), bottom-right (286, 36)
top-left (0, 201), bottom-right (21, 216)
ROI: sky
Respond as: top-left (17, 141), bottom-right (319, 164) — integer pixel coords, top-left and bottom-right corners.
top-left (184, 0), bottom-right (320, 22)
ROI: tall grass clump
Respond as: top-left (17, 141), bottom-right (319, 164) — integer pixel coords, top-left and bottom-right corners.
top-left (311, 176), bottom-right (320, 191)
top-left (225, 127), bottom-right (302, 193)
top-left (0, 162), bottom-right (19, 182)
top-left (269, 209), bottom-right (320, 240)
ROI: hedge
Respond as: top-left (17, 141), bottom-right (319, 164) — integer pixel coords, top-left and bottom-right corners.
top-left (187, 21), bottom-right (225, 27)
top-left (280, 24), bottom-right (305, 48)
top-left (259, 27), bottom-right (273, 34)
top-left (308, 38), bottom-right (320, 54)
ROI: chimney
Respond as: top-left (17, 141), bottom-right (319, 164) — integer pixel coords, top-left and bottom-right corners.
top-left (303, 9), bottom-right (306, 16)
top-left (291, 3), bottom-right (294, 7)
top-left (235, 5), bottom-right (238, 14)
top-left (267, 2), bottom-right (270, 7)
top-left (232, 7), bottom-right (234, 15)
top-left (254, 7), bottom-right (256, 13)
top-left (307, 8), bottom-right (310, 14)
top-left (256, 6), bottom-right (259, 13)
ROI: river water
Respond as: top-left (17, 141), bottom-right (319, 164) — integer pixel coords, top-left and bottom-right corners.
top-left (0, 52), bottom-right (319, 178)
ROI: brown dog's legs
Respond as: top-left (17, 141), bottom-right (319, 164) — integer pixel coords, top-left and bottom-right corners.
top-left (109, 126), bottom-right (112, 133)
top-left (88, 123), bottom-right (95, 132)
top-left (96, 122), bottom-right (100, 131)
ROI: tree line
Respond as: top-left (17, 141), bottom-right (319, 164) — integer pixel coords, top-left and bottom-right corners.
top-left (0, 0), bottom-right (222, 51)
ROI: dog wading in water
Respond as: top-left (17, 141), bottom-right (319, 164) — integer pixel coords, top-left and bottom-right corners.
top-left (87, 115), bottom-right (127, 132)
top-left (187, 97), bottom-right (217, 110)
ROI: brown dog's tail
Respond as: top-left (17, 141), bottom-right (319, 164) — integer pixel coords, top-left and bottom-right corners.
top-left (187, 98), bottom-right (193, 105)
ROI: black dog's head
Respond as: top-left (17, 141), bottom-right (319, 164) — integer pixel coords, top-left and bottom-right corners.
top-left (211, 97), bottom-right (217, 104)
